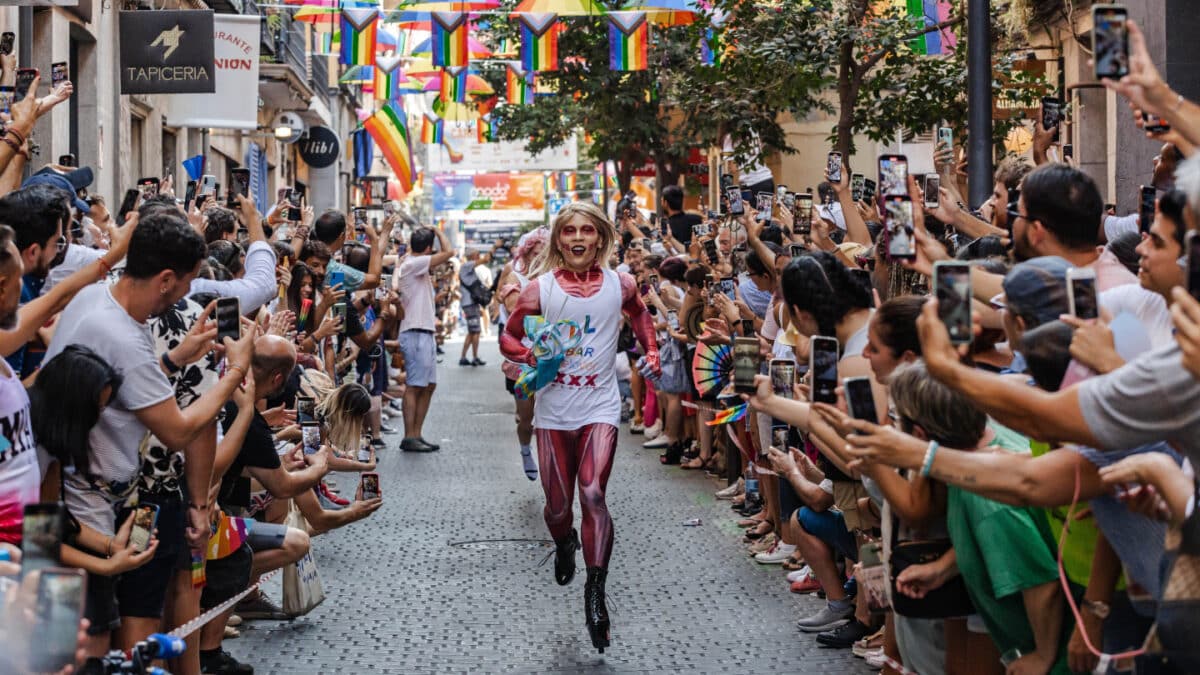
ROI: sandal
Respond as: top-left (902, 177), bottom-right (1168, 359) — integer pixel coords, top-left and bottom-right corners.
top-left (743, 520), bottom-right (773, 540)
top-left (782, 555), bottom-right (807, 571)
top-left (680, 455), bottom-right (708, 470)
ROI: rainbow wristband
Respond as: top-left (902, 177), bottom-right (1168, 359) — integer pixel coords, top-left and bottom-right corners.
top-left (920, 441), bottom-right (940, 477)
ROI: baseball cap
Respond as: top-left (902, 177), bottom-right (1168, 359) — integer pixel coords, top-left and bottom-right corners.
top-left (23, 166), bottom-right (94, 212)
top-left (1001, 256), bottom-right (1071, 329)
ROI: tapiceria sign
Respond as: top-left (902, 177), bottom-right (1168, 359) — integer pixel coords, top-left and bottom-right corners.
top-left (119, 10), bottom-right (216, 95)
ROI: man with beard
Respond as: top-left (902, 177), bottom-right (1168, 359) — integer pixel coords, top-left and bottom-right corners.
top-left (42, 211), bottom-right (255, 651)
top-left (1102, 142), bottom-right (1183, 242)
top-left (0, 183), bottom-right (74, 375)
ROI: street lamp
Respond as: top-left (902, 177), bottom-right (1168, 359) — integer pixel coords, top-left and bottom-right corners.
top-left (967, 0), bottom-right (993, 209)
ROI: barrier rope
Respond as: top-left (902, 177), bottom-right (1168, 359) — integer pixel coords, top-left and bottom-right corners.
top-left (167, 569), bottom-right (282, 640)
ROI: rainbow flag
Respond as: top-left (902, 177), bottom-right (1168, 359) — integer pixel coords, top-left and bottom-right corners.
top-left (476, 116), bottom-right (495, 143)
top-left (421, 113), bottom-right (444, 144)
top-left (518, 13), bottom-right (559, 72)
top-left (374, 54), bottom-right (404, 101)
top-left (431, 11), bottom-right (470, 67)
top-left (608, 12), bottom-right (648, 71)
top-left (318, 30), bottom-right (341, 55)
top-left (363, 103), bottom-right (414, 192)
top-left (440, 65), bottom-right (468, 103)
top-left (557, 172), bottom-right (576, 192)
top-left (700, 27), bottom-right (719, 66)
top-left (340, 8), bottom-right (378, 66)
top-left (506, 63), bottom-right (534, 104)
top-left (706, 403), bottom-right (748, 427)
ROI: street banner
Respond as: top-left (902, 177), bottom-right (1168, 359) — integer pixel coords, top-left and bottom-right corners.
top-left (120, 10), bottom-right (215, 95)
top-left (433, 173), bottom-right (547, 222)
top-left (424, 126), bottom-right (576, 174)
top-left (166, 15), bottom-right (260, 129)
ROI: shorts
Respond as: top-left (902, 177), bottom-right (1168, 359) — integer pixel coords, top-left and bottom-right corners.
top-left (115, 492), bottom-right (190, 618)
top-left (463, 304), bottom-right (482, 334)
top-left (399, 329), bottom-right (437, 388)
top-left (369, 348), bottom-right (387, 396)
top-left (505, 376), bottom-right (517, 396)
top-left (246, 522), bottom-right (287, 552)
top-left (84, 570), bottom-right (120, 635)
top-left (797, 506), bottom-right (858, 562)
top-left (831, 480), bottom-right (872, 531)
top-left (201, 541), bottom-right (252, 610)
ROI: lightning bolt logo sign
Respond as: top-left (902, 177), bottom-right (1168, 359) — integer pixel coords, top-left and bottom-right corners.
top-left (150, 24), bottom-right (184, 60)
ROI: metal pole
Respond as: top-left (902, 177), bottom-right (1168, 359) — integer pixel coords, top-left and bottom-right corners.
top-left (601, 160), bottom-right (609, 216)
top-left (966, 0), bottom-right (993, 209)
top-left (19, 7), bottom-right (32, 180)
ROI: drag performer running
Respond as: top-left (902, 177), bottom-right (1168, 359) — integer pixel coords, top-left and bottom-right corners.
top-left (500, 203), bottom-right (660, 653)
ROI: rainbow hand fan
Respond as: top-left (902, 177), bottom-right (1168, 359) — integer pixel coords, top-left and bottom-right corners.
top-left (691, 341), bottom-right (731, 398)
top-left (206, 513), bottom-right (252, 561)
top-left (706, 402), bottom-right (747, 426)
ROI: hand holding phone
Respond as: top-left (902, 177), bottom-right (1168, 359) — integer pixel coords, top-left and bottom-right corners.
top-left (1067, 267), bottom-right (1099, 320)
top-left (827, 152), bottom-right (843, 183)
top-left (1092, 4), bottom-right (1129, 80)
top-left (732, 337), bottom-right (761, 394)
top-left (215, 297), bottom-right (241, 342)
top-left (809, 336), bottom-right (839, 404)
top-left (360, 473), bottom-right (381, 500)
top-left (129, 504), bottom-right (160, 553)
top-left (934, 261), bottom-right (973, 344)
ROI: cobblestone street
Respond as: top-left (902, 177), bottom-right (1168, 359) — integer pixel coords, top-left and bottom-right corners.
top-left (229, 339), bottom-right (869, 674)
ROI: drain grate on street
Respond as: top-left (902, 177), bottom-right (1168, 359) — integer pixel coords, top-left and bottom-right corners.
top-left (448, 538), bottom-right (553, 551)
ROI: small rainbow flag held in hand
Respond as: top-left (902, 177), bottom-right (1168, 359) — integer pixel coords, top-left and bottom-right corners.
top-left (431, 11), bottom-right (470, 67)
top-left (421, 112), bottom-right (445, 144)
top-left (373, 54), bottom-right (404, 101)
top-left (518, 13), bottom-right (560, 72)
top-left (440, 65), bottom-right (468, 103)
top-left (339, 7), bottom-right (378, 66)
top-left (608, 11), bottom-right (648, 71)
top-left (706, 403), bottom-right (748, 427)
top-left (506, 62), bottom-right (535, 104)
top-left (206, 513), bottom-right (252, 561)
top-left (364, 103), bottom-right (414, 192)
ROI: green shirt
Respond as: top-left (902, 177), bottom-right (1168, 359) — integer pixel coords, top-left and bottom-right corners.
top-left (947, 440), bottom-right (1071, 674)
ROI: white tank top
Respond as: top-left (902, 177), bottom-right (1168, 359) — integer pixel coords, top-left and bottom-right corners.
top-left (534, 268), bottom-right (623, 430)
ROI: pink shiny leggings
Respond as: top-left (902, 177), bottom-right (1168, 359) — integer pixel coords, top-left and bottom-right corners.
top-left (536, 423), bottom-right (617, 568)
top-left (643, 383), bottom-right (658, 427)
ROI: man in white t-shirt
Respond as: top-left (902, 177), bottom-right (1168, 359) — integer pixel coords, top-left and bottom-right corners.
top-left (395, 226), bottom-right (455, 452)
top-left (722, 132), bottom-right (775, 197)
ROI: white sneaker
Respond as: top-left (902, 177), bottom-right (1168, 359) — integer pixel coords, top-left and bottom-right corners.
top-left (715, 478), bottom-right (744, 500)
top-left (643, 420), bottom-right (663, 440)
top-left (629, 422), bottom-right (645, 434)
top-left (643, 435), bottom-right (671, 449)
top-left (755, 542), bottom-right (796, 564)
top-left (786, 565), bottom-right (811, 583)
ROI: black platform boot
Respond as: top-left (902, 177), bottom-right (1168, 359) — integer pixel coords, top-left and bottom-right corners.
top-left (554, 529), bottom-right (579, 586)
top-left (659, 440), bottom-right (683, 465)
top-left (584, 567), bottom-right (610, 653)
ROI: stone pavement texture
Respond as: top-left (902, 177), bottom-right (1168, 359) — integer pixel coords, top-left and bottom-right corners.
top-left (228, 339), bottom-right (870, 674)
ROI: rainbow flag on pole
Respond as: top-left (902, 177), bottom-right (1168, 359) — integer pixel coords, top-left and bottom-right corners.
top-left (363, 103), bottom-right (414, 192)
top-left (431, 11), bottom-right (470, 67)
top-left (506, 62), bottom-right (534, 104)
top-left (339, 8), bottom-right (378, 66)
top-left (374, 54), bottom-right (404, 101)
top-left (421, 113), bottom-right (445, 144)
top-left (608, 12), bottom-right (648, 71)
top-left (518, 13), bottom-right (559, 72)
top-left (440, 65), bottom-right (468, 103)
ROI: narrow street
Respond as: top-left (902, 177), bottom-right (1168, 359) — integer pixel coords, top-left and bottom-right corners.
top-left (229, 338), bottom-right (869, 674)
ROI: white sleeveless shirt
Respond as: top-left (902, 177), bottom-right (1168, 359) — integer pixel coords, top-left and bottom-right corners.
top-left (534, 268), bottom-right (623, 430)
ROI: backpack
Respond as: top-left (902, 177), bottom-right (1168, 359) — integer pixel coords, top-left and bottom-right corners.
top-left (467, 278), bottom-right (493, 306)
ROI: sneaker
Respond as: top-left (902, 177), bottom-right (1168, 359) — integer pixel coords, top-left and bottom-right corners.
top-left (796, 603), bottom-right (853, 633)
top-left (459, 358), bottom-right (472, 366)
top-left (642, 435), bottom-right (671, 449)
top-left (715, 478), bottom-right (744, 500)
top-left (200, 648), bottom-right (253, 674)
top-left (319, 482), bottom-right (350, 507)
top-left (471, 358), bottom-right (487, 366)
top-left (786, 565), bottom-right (812, 583)
top-left (629, 421), bottom-right (644, 434)
top-left (419, 437), bottom-right (441, 450)
top-left (379, 424), bottom-right (398, 435)
top-left (236, 591), bottom-right (289, 620)
top-left (852, 630), bottom-right (885, 658)
top-left (816, 619), bottom-right (873, 648)
top-left (791, 576), bottom-right (822, 594)
top-left (755, 542), bottom-right (796, 565)
top-left (226, 614), bottom-right (243, 627)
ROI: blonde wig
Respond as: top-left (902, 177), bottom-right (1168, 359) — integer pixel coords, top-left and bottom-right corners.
top-left (529, 202), bottom-right (618, 278)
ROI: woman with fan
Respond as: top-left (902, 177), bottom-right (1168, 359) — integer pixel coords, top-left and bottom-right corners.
top-left (500, 202), bottom-right (660, 654)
